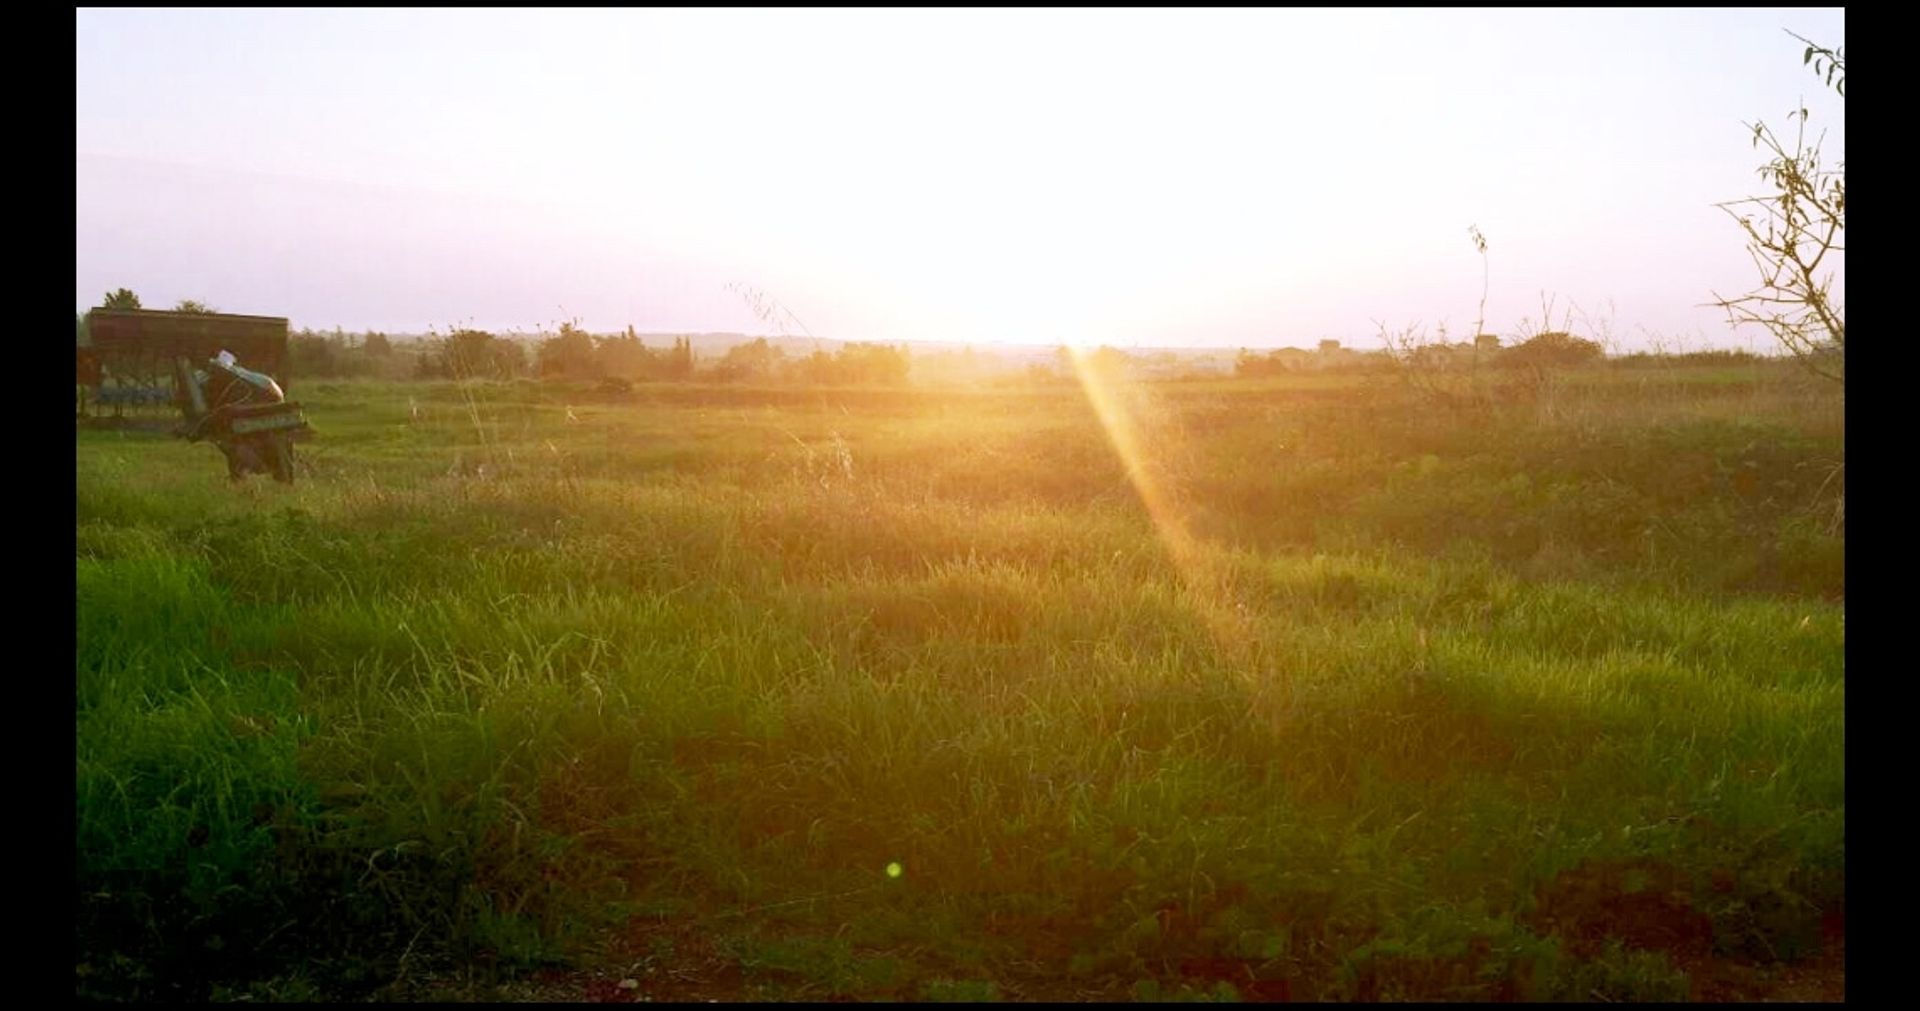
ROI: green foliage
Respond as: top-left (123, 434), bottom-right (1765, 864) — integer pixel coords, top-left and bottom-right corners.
top-left (803, 342), bottom-right (911, 385)
top-left (708, 338), bottom-right (907, 385)
top-left (288, 328), bottom-right (410, 379)
top-left (594, 327), bottom-right (649, 379)
top-left (536, 321), bottom-right (600, 379)
top-left (1501, 331), bottom-right (1605, 369)
top-left (102, 287), bottom-right (141, 310)
top-left (1131, 979), bottom-right (1242, 1002)
top-left (668, 334), bottom-right (694, 379)
top-left (174, 299), bottom-right (218, 314)
top-left (76, 369), bottom-right (1843, 1000)
top-left (1715, 31), bottom-right (1845, 381)
top-left (426, 329), bottom-right (526, 380)
top-left (711, 336), bottom-right (785, 382)
top-left (1791, 31), bottom-right (1844, 96)
top-left (1558, 942), bottom-right (1693, 1002)
top-left (532, 325), bottom-right (697, 383)
top-left (1611, 349), bottom-right (1761, 369)
top-left (289, 329), bottom-right (341, 376)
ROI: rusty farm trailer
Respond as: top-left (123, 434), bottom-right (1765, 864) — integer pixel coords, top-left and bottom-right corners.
top-left (77, 308), bottom-right (312, 482)
top-left (78, 309), bottom-right (291, 422)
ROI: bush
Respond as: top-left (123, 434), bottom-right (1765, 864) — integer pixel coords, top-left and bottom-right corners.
top-left (536, 322), bottom-right (600, 380)
top-left (438, 330), bottom-right (525, 380)
top-left (1501, 332), bottom-right (1604, 369)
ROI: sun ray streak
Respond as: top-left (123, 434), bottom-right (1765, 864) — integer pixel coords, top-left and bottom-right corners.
top-left (1065, 348), bottom-right (1253, 658)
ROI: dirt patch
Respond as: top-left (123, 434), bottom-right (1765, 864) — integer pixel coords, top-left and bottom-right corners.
top-left (1687, 916), bottom-right (1845, 1002)
top-left (1174, 955), bottom-right (1306, 1002)
top-left (1529, 856), bottom-right (1844, 1002)
top-left (1529, 857), bottom-right (1715, 960)
top-left (399, 866), bottom-right (1843, 1003)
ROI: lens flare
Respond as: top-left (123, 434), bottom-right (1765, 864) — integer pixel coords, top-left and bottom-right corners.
top-left (1064, 348), bottom-right (1195, 560)
top-left (1063, 347), bottom-right (1253, 656)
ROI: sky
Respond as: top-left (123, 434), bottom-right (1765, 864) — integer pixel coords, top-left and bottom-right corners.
top-left (76, 8), bottom-right (1845, 350)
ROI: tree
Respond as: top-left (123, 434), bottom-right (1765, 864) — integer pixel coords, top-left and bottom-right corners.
top-left (363, 332), bottom-right (393, 357)
top-left (174, 299), bottom-right (217, 314)
top-left (793, 349), bottom-right (838, 385)
top-left (536, 320), bottom-right (601, 378)
top-left (832, 343), bottom-right (911, 385)
top-left (289, 327), bottom-right (340, 377)
top-left (594, 327), bottom-right (657, 379)
top-left (444, 329), bottom-right (515, 379)
top-left (1713, 31), bottom-right (1844, 381)
top-left (670, 336), bottom-right (694, 379)
top-left (102, 288), bottom-right (140, 310)
top-left (711, 337), bottom-right (784, 382)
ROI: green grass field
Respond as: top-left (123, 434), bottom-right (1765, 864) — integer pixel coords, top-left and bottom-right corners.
top-left (75, 364), bottom-right (1843, 1001)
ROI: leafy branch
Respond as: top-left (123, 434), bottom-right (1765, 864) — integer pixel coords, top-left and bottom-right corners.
top-left (1711, 32), bottom-right (1844, 382)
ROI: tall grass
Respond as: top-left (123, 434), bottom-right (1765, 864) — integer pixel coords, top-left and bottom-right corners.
top-left (76, 367), bottom-right (1842, 1000)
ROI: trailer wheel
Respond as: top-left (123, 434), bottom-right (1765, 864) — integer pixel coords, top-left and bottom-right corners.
top-left (219, 440), bottom-right (253, 481)
top-left (266, 433), bottom-right (296, 484)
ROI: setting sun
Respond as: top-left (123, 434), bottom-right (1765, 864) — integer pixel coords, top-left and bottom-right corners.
top-left (79, 9), bottom-right (1840, 348)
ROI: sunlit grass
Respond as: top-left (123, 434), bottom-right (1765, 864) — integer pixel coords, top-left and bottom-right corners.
top-left (76, 368), bottom-right (1842, 1000)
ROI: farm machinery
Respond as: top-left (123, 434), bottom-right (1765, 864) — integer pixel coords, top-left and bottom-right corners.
top-left (79, 308), bottom-right (312, 483)
top-left (175, 350), bottom-right (311, 482)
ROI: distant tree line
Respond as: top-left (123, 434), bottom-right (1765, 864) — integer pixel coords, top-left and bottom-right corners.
top-left (529, 323), bottom-right (695, 382)
top-left (706, 337), bottom-right (910, 385)
top-left (92, 287), bottom-right (1758, 390)
top-left (291, 326), bottom-right (402, 378)
top-left (1234, 332), bottom-right (1617, 378)
top-left (410, 327), bottom-right (911, 387)
top-left (74, 292), bottom-right (1782, 391)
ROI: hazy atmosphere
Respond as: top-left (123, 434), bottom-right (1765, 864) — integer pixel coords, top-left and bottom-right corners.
top-left (77, 8), bottom-right (1843, 348)
top-left (78, 8), bottom-right (1844, 1004)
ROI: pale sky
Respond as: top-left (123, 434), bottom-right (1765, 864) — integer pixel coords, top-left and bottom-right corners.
top-left (76, 8), bottom-right (1844, 349)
